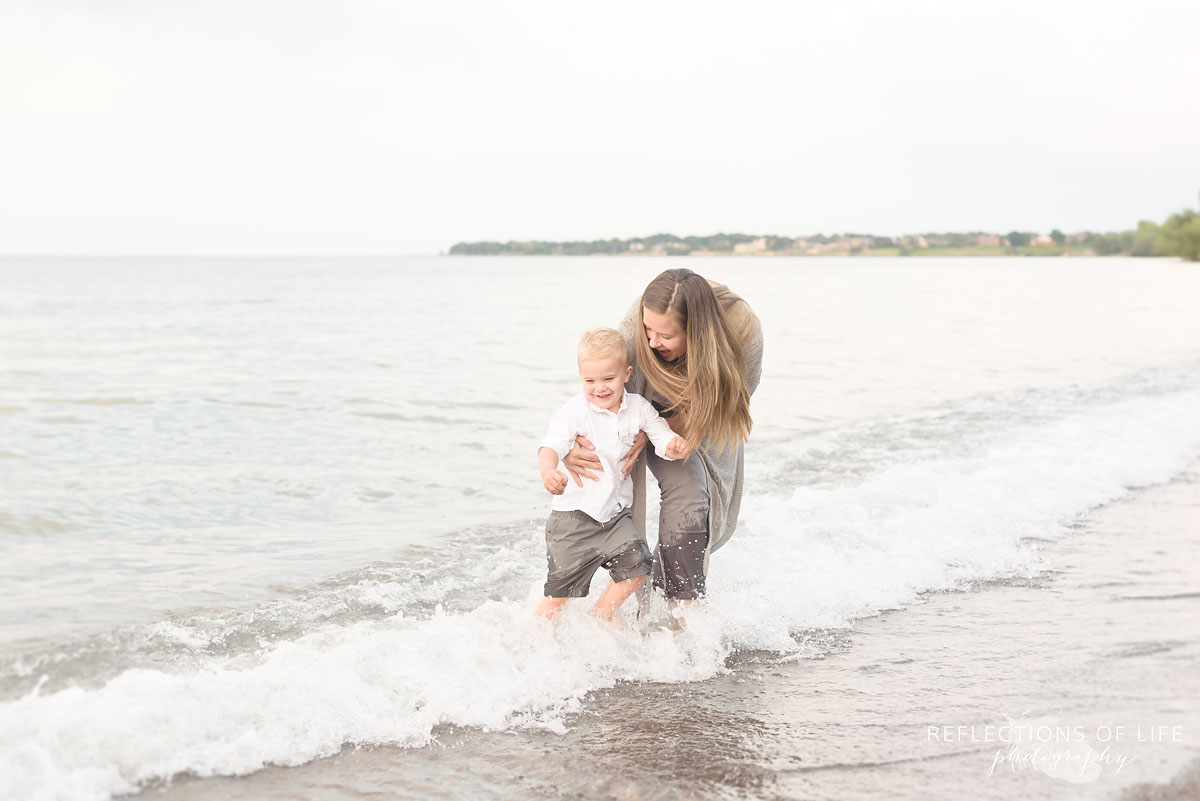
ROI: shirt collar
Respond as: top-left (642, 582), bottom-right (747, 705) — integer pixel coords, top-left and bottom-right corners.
top-left (587, 392), bottom-right (629, 416)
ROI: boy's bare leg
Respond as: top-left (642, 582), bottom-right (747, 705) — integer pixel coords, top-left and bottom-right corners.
top-left (534, 596), bottom-right (569, 621)
top-left (590, 575), bottom-right (646, 622)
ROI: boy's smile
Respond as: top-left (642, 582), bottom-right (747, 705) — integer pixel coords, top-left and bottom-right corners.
top-left (578, 356), bottom-right (633, 412)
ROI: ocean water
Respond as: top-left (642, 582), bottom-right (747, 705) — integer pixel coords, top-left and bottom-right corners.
top-left (1, 256), bottom-right (1198, 801)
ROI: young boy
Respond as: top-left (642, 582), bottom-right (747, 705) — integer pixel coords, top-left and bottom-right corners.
top-left (534, 328), bottom-right (690, 622)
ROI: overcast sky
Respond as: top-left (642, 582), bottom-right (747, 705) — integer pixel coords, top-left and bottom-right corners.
top-left (2, 0), bottom-right (1197, 255)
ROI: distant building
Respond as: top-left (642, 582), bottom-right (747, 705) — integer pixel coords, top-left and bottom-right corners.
top-left (976, 234), bottom-right (1001, 247)
top-left (733, 237), bottom-right (769, 254)
top-left (1031, 234), bottom-right (1054, 246)
top-left (628, 241), bottom-right (645, 252)
top-left (801, 235), bottom-right (836, 254)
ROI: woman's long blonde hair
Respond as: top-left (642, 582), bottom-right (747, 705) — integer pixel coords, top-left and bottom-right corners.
top-left (634, 268), bottom-right (755, 451)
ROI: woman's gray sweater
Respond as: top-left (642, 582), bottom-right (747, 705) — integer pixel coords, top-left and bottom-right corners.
top-left (619, 302), bottom-right (764, 568)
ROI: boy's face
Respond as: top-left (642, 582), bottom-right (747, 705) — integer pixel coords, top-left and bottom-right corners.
top-left (578, 356), bottom-right (633, 412)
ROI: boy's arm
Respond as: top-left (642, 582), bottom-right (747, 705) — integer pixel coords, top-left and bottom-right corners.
top-left (539, 402), bottom-right (578, 463)
top-left (633, 396), bottom-right (689, 460)
top-left (538, 402), bottom-right (577, 492)
top-left (539, 447), bottom-right (567, 494)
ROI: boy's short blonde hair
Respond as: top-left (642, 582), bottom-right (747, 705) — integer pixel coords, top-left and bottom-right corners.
top-left (577, 327), bottom-right (628, 365)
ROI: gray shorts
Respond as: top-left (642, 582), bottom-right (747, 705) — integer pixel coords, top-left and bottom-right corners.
top-left (544, 507), bottom-right (653, 598)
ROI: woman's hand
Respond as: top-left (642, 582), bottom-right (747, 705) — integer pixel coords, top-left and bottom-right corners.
top-left (562, 435), bottom-right (602, 487)
top-left (620, 430), bottom-right (649, 478)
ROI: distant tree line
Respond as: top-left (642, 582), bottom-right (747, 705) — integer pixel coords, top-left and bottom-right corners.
top-left (1074, 203), bottom-right (1200, 260)
top-left (448, 195), bottom-right (1200, 260)
top-left (449, 232), bottom-right (773, 256)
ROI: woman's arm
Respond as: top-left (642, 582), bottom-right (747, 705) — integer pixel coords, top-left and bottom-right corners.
top-left (620, 430), bottom-right (648, 476)
top-left (561, 430), bottom-right (651, 482)
top-left (617, 299), bottom-right (652, 475)
top-left (561, 436), bottom-right (602, 486)
top-left (745, 316), bottom-right (764, 397)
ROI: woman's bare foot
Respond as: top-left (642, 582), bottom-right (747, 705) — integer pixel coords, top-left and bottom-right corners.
top-left (668, 599), bottom-right (694, 632)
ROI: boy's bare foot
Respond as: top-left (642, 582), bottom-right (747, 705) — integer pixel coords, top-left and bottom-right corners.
top-left (534, 596), bottom-right (567, 621)
top-left (588, 607), bottom-right (631, 630)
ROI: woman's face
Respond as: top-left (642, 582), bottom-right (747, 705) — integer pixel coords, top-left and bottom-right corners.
top-left (642, 308), bottom-right (687, 362)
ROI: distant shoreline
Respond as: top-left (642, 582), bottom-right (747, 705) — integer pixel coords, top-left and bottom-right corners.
top-left (444, 247), bottom-right (1157, 258)
top-left (446, 228), bottom-right (1173, 258)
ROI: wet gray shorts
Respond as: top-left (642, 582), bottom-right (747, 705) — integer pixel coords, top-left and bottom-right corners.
top-left (544, 507), bottom-right (653, 598)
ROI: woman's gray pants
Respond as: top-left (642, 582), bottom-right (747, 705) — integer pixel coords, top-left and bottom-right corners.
top-left (646, 443), bottom-right (710, 600)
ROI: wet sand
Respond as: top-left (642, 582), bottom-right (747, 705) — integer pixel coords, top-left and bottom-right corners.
top-left (144, 465), bottom-right (1200, 801)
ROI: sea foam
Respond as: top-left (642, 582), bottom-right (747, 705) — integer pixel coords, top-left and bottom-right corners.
top-left (2, 386), bottom-right (1199, 801)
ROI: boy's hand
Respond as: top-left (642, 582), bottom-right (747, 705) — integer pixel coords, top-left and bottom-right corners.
top-left (665, 436), bottom-right (691, 460)
top-left (542, 469), bottom-right (568, 495)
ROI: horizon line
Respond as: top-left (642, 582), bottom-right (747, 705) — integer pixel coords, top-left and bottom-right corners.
top-left (0, 252), bottom-right (441, 259)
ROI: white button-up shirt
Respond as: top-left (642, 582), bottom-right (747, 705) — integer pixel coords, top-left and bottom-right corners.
top-left (539, 392), bottom-right (680, 523)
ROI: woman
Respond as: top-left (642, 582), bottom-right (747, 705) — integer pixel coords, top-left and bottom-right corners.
top-left (563, 268), bottom-right (763, 614)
